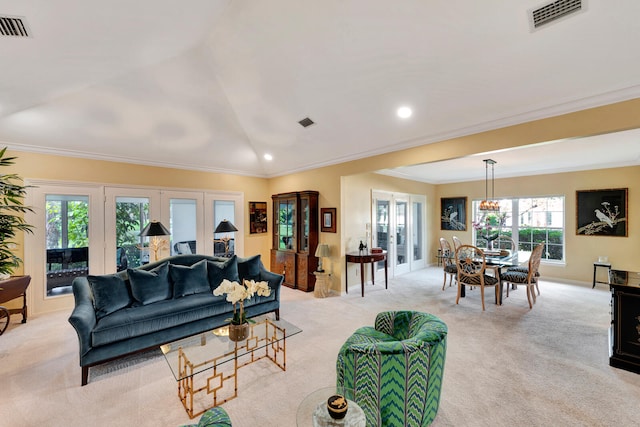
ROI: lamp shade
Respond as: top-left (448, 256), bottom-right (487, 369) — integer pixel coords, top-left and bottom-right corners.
top-left (315, 244), bottom-right (330, 258)
top-left (139, 220), bottom-right (170, 237)
top-left (215, 219), bottom-right (238, 233)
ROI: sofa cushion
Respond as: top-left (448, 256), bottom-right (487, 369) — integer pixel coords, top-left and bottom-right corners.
top-left (91, 293), bottom-right (230, 347)
top-left (171, 259), bottom-right (210, 298)
top-left (128, 262), bottom-right (171, 306)
top-left (238, 254), bottom-right (261, 282)
top-left (207, 255), bottom-right (239, 289)
top-left (87, 274), bottom-right (132, 320)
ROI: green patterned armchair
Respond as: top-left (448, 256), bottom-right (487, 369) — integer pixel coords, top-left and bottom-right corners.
top-left (336, 311), bottom-right (447, 426)
top-left (179, 407), bottom-right (231, 427)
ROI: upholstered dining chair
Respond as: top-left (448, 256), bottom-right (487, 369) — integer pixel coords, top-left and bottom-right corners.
top-left (505, 245), bottom-right (542, 296)
top-left (336, 311), bottom-right (448, 427)
top-left (455, 244), bottom-right (499, 311)
top-left (499, 243), bottom-right (544, 308)
top-left (439, 238), bottom-right (457, 290)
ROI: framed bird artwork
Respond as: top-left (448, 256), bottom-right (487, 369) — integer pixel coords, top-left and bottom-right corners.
top-left (441, 197), bottom-right (467, 231)
top-left (576, 188), bottom-right (628, 236)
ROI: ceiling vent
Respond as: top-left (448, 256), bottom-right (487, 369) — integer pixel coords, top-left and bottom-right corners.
top-left (298, 117), bottom-right (315, 128)
top-left (0, 15), bottom-right (31, 37)
top-left (530, 0), bottom-right (584, 30)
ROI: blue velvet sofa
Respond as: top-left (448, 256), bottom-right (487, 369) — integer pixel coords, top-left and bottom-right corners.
top-left (68, 254), bottom-right (282, 386)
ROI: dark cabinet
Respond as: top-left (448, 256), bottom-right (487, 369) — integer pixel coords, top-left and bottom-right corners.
top-left (271, 191), bottom-right (318, 292)
top-left (609, 269), bottom-right (640, 375)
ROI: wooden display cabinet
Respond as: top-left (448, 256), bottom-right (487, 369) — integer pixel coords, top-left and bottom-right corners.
top-left (271, 191), bottom-right (318, 292)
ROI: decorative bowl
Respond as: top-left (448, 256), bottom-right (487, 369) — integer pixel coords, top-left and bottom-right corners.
top-left (327, 394), bottom-right (348, 419)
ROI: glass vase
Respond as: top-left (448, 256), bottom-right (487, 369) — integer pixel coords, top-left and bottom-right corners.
top-left (228, 323), bottom-right (249, 342)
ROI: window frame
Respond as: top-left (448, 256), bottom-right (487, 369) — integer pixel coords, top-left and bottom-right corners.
top-left (472, 195), bottom-right (565, 264)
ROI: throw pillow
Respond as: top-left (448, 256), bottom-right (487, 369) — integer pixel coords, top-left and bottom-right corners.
top-left (177, 242), bottom-right (192, 254)
top-left (238, 254), bottom-right (262, 282)
top-left (207, 255), bottom-right (239, 290)
top-left (171, 259), bottom-right (210, 298)
top-left (87, 274), bottom-right (132, 320)
top-left (128, 262), bottom-right (171, 306)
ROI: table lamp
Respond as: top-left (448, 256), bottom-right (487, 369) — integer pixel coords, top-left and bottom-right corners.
top-left (315, 244), bottom-right (330, 272)
top-left (214, 219), bottom-right (238, 256)
top-left (139, 220), bottom-right (171, 262)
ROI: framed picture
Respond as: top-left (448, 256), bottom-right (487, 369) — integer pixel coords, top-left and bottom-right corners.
top-left (576, 188), bottom-right (628, 236)
top-left (321, 208), bottom-right (336, 233)
top-left (440, 197), bottom-right (467, 231)
top-left (249, 201), bottom-right (267, 234)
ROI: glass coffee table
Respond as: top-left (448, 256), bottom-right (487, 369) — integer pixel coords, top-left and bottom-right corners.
top-left (161, 314), bottom-right (302, 419)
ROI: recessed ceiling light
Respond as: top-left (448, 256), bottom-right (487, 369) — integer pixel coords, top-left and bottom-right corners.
top-left (397, 106), bottom-right (413, 119)
top-left (264, 153), bottom-right (273, 161)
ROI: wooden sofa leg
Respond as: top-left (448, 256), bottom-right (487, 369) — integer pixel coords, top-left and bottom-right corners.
top-left (275, 308), bottom-right (280, 320)
top-left (81, 366), bottom-right (89, 386)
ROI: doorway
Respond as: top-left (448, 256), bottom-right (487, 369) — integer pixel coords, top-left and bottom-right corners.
top-left (371, 191), bottom-right (426, 279)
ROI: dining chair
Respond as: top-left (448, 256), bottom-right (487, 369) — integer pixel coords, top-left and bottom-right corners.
top-left (499, 243), bottom-right (544, 308)
top-left (452, 236), bottom-right (462, 252)
top-left (455, 244), bottom-right (499, 311)
top-left (439, 238), bottom-right (457, 290)
top-left (493, 235), bottom-right (516, 253)
top-left (505, 245), bottom-right (542, 296)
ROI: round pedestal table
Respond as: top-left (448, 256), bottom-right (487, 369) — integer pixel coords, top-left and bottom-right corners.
top-left (296, 386), bottom-right (366, 427)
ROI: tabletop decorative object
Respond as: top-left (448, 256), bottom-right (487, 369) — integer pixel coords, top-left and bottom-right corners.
top-left (327, 394), bottom-right (348, 419)
top-left (213, 278), bottom-right (271, 342)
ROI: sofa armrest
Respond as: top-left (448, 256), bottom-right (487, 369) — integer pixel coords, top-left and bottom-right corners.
top-left (259, 267), bottom-right (283, 296)
top-left (68, 277), bottom-right (97, 360)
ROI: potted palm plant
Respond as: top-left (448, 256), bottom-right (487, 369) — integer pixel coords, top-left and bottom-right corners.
top-left (0, 147), bottom-right (34, 333)
top-left (0, 147), bottom-right (34, 277)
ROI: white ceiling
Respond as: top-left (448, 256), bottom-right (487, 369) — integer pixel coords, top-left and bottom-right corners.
top-left (378, 128), bottom-right (640, 184)
top-left (1, 0), bottom-right (639, 179)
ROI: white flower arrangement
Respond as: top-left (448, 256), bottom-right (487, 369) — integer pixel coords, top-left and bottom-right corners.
top-left (213, 278), bottom-right (271, 324)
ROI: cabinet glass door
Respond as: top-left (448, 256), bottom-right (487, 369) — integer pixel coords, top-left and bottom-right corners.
top-left (300, 197), bottom-right (309, 252)
top-left (278, 199), bottom-right (295, 250)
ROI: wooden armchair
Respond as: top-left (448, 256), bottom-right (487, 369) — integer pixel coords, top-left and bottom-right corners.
top-left (455, 245), bottom-right (499, 311)
top-left (439, 238), bottom-right (457, 290)
top-left (500, 243), bottom-right (544, 308)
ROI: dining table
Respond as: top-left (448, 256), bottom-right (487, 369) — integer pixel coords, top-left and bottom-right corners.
top-left (483, 250), bottom-right (520, 305)
top-left (439, 249), bottom-right (520, 305)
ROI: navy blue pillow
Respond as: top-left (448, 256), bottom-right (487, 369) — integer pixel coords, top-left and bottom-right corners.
top-left (128, 262), bottom-right (171, 306)
top-left (171, 259), bottom-right (210, 298)
top-left (87, 274), bottom-right (132, 319)
top-left (207, 255), bottom-right (239, 290)
top-left (238, 254), bottom-right (262, 282)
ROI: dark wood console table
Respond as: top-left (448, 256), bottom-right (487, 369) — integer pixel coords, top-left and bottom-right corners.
top-left (609, 269), bottom-right (640, 374)
top-left (345, 251), bottom-right (387, 297)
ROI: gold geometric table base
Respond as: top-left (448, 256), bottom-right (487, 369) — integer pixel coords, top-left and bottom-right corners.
top-left (176, 319), bottom-right (289, 419)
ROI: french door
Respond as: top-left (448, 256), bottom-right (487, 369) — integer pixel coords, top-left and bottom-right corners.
top-left (25, 182), bottom-right (104, 314)
top-left (26, 181), bottom-right (243, 315)
top-left (372, 191), bottom-right (426, 278)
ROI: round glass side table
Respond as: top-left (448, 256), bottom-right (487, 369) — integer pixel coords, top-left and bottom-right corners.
top-left (296, 386), bottom-right (366, 427)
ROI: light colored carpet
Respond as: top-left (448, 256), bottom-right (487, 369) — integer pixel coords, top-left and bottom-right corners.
top-left (1, 267), bottom-right (639, 427)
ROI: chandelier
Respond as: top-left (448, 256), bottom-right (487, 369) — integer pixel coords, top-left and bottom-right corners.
top-left (479, 159), bottom-right (500, 212)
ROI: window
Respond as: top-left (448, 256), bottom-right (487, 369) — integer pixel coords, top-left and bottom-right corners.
top-left (45, 195), bottom-right (90, 296)
top-left (115, 196), bottom-right (150, 268)
top-left (472, 196), bottom-right (565, 262)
